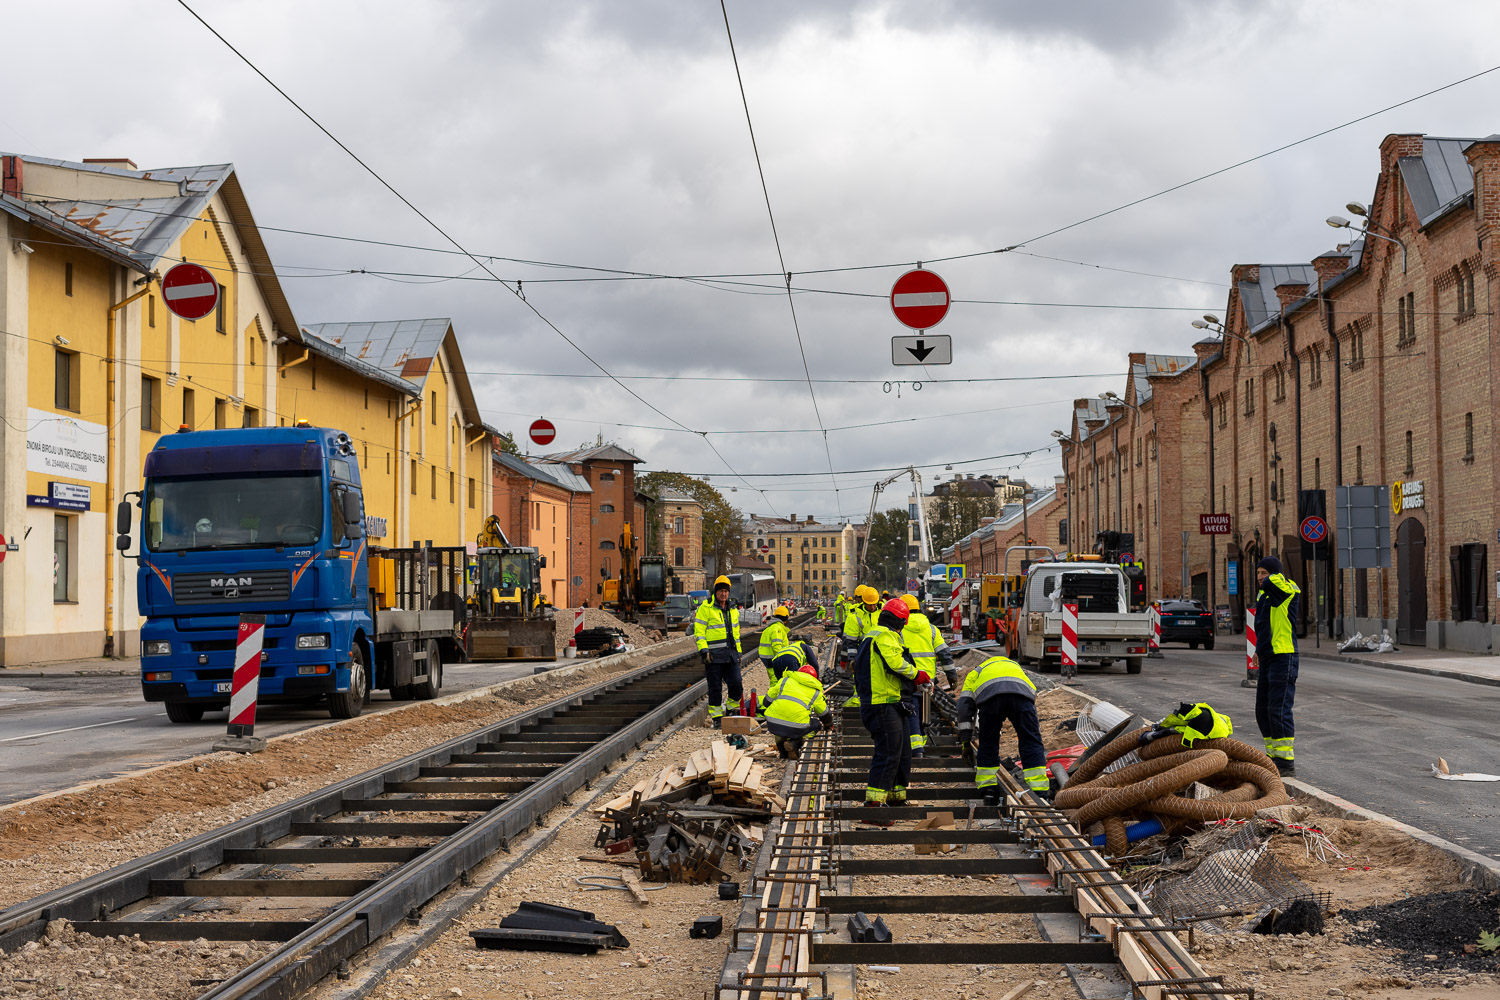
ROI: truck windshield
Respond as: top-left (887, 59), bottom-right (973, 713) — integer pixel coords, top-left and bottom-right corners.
top-left (928, 579), bottom-right (953, 601)
top-left (500, 552), bottom-right (530, 590)
top-left (146, 472), bottom-right (322, 552)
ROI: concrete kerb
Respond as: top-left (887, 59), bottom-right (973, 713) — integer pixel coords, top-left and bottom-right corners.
top-left (1057, 682), bottom-right (1500, 895)
top-left (0, 636), bottom-right (696, 817)
top-left (1299, 648), bottom-right (1500, 689)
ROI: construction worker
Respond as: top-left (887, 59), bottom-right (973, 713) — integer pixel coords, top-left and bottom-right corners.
top-left (694, 575), bottom-right (743, 725)
top-left (833, 592), bottom-right (848, 632)
top-left (955, 654), bottom-right (1048, 806)
top-left (853, 597), bottom-right (925, 819)
top-left (758, 605), bottom-right (792, 678)
top-left (841, 585), bottom-right (881, 707)
top-left (758, 655), bottom-right (833, 760)
top-left (900, 594), bottom-right (954, 757)
top-left (1252, 556), bottom-right (1300, 778)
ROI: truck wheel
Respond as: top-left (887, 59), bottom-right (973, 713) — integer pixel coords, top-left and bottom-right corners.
top-left (413, 640), bottom-right (443, 700)
top-left (164, 702), bottom-right (205, 724)
top-left (1126, 657), bottom-right (1144, 674)
top-left (328, 644), bottom-right (368, 719)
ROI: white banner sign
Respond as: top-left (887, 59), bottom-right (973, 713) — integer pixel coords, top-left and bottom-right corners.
top-left (26, 408), bottom-right (107, 484)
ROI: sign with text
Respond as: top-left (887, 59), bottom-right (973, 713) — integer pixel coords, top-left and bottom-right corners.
top-left (1391, 479), bottom-right (1424, 514)
top-left (26, 408), bottom-right (107, 484)
top-left (1199, 513), bottom-right (1231, 535)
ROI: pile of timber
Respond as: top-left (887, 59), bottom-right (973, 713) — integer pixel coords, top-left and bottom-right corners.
top-left (589, 740), bottom-right (787, 884)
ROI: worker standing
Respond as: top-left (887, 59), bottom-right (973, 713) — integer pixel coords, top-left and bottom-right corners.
top-left (758, 606), bottom-right (791, 679)
top-left (900, 594), bottom-right (954, 757)
top-left (955, 654), bottom-right (1048, 806)
top-left (842, 585), bottom-right (881, 707)
top-left (694, 575), bottom-right (743, 726)
top-left (833, 592), bottom-right (848, 633)
top-left (758, 656), bottom-right (833, 760)
top-left (1252, 556), bottom-right (1300, 778)
top-left (853, 598), bottom-right (925, 819)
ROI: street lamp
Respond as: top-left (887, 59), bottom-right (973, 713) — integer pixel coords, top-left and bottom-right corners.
top-left (1327, 211), bottom-right (1406, 273)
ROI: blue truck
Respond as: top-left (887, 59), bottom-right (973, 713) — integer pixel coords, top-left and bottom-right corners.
top-left (117, 424), bottom-right (457, 722)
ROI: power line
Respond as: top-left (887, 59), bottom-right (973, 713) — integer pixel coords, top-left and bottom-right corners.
top-left (174, 0), bottom-right (777, 513)
top-left (720, 0), bottom-right (840, 516)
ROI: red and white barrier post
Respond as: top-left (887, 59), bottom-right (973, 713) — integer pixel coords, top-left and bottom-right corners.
top-left (1148, 601), bottom-right (1164, 658)
top-left (1245, 610), bottom-right (1258, 684)
top-left (949, 587), bottom-right (962, 635)
top-left (214, 613), bottom-right (267, 753)
top-left (1060, 602), bottom-right (1079, 679)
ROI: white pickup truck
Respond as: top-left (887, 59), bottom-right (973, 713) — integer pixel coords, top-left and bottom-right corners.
top-left (1009, 561), bottom-right (1153, 674)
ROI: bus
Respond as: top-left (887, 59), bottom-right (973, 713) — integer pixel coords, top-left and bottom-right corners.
top-left (729, 570), bottom-right (778, 624)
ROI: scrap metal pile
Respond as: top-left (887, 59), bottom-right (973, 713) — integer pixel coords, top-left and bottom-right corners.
top-left (592, 739), bottom-right (785, 884)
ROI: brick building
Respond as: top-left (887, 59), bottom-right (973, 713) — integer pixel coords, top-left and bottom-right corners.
top-left (657, 488), bottom-right (705, 593)
top-left (536, 444), bottom-right (643, 602)
top-left (491, 451), bottom-right (590, 607)
top-left (941, 478), bottom-right (1067, 574)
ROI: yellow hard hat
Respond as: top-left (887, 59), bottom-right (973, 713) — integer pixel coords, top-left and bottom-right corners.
top-left (713, 575), bottom-right (732, 590)
top-left (773, 605), bottom-right (790, 619)
top-left (902, 594), bottom-right (919, 610)
top-left (857, 585), bottom-right (878, 604)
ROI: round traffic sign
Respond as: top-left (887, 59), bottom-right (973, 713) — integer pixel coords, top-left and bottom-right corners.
top-left (529, 418), bottom-right (556, 446)
top-left (161, 263), bottom-right (219, 320)
top-left (0, 534), bottom-right (6, 563)
top-left (1300, 515), bottom-right (1328, 544)
top-left (889, 269), bottom-right (951, 330)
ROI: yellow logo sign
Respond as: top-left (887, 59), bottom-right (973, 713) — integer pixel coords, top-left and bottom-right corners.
top-left (1392, 480), bottom-right (1403, 515)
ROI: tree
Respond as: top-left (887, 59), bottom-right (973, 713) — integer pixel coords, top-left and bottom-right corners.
top-left (494, 431), bottom-right (522, 457)
top-left (928, 493), bottom-right (1003, 554)
top-left (636, 471), bottom-right (743, 576)
top-left (863, 508), bottom-right (911, 592)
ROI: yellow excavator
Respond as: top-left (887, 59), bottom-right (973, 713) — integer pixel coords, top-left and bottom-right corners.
top-left (598, 522), bottom-right (670, 629)
top-left (468, 515), bottom-right (557, 661)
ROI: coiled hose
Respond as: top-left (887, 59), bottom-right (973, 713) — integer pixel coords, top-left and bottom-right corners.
top-left (1054, 727), bottom-right (1290, 855)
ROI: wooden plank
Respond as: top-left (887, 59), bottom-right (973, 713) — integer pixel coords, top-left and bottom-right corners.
top-left (727, 754), bottom-right (754, 791)
top-left (712, 741), bottom-right (731, 783)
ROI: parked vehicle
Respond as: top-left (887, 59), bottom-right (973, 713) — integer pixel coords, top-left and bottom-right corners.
top-left (1158, 599), bottom-right (1215, 650)
top-left (660, 593), bottom-right (696, 630)
top-left (1004, 554), bottom-right (1153, 674)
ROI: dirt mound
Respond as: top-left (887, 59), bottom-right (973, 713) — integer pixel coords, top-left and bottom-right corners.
top-left (553, 607), bottom-right (664, 652)
top-left (1347, 890), bottom-right (1500, 973)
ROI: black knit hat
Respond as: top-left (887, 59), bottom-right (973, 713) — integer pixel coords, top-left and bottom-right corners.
top-left (1257, 555), bottom-right (1283, 574)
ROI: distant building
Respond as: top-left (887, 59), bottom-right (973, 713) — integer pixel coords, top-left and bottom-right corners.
top-left (743, 514), bottom-right (866, 600)
top-left (657, 488), bottom-right (705, 594)
top-left (535, 444), bottom-right (643, 603)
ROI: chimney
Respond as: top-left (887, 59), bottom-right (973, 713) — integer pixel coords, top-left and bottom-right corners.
top-left (1311, 252), bottom-right (1347, 286)
top-left (788, 514), bottom-right (796, 522)
top-left (805, 515), bottom-right (815, 524)
top-left (1, 156), bottom-right (20, 198)
top-left (1230, 263), bottom-right (1260, 286)
top-left (1274, 282), bottom-right (1308, 311)
top-left (82, 157), bottom-right (138, 170)
top-left (979, 517), bottom-right (996, 528)
top-left (1128, 351), bottom-right (1145, 367)
top-left (1054, 474), bottom-right (1066, 492)
top-left (1379, 133), bottom-right (1425, 162)
top-left (1464, 136), bottom-right (1500, 235)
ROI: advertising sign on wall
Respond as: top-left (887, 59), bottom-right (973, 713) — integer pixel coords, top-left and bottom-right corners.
top-left (26, 408), bottom-right (108, 484)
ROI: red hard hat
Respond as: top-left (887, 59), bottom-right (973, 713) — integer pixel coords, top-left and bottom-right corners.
top-left (799, 662), bottom-right (818, 678)
top-left (883, 598), bottom-right (910, 621)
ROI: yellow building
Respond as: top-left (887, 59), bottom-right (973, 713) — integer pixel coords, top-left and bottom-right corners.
top-left (744, 514), bottom-right (866, 600)
top-left (0, 153), bottom-right (492, 666)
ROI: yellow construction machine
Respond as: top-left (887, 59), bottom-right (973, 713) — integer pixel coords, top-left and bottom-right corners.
top-left (597, 522), bottom-right (671, 629)
top-left (468, 515), bottom-right (557, 661)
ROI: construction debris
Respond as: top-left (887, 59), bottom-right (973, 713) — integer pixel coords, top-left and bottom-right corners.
top-left (590, 739), bottom-right (786, 884)
top-left (691, 915), bottom-right (724, 939)
top-left (470, 901), bottom-right (630, 954)
top-left (913, 810), bottom-right (959, 854)
top-left (1432, 757), bottom-right (1500, 781)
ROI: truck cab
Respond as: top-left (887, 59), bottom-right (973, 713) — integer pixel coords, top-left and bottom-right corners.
top-left (1009, 560), bottom-right (1152, 674)
top-left (122, 425), bottom-right (394, 721)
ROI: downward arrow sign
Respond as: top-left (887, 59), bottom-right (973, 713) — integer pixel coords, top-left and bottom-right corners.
top-left (907, 339), bottom-right (935, 362)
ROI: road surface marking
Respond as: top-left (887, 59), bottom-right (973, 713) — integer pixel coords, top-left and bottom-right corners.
top-left (0, 716), bottom-right (142, 743)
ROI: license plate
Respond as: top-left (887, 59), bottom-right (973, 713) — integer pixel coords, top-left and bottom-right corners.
top-left (1082, 642), bottom-right (1108, 652)
top-left (215, 682), bottom-right (232, 693)
top-left (1176, 619), bottom-right (1197, 626)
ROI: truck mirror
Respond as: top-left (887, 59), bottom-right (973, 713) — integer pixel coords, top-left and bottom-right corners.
top-left (116, 500), bottom-right (132, 535)
top-left (345, 518), bottom-right (364, 539)
top-left (340, 489), bottom-right (363, 527)
top-left (116, 534), bottom-right (132, 552)
top-left (538, 555), bottom-right (547, 569)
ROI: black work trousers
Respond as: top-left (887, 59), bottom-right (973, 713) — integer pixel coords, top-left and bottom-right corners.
top-left (860, 703), bottom-right (911, 802)
top-left (1255, 652), bottom-right (1297, 740)
top-left (705, 653), bottom-right (744, 711)
top-left (975, 693), bottom-right (1046, 772)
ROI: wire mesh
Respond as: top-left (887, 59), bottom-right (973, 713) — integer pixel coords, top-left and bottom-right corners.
top-left (1075, 710), bottom-right (1142, 774)
top-left (1146, 820), bottom-right (1330, 930)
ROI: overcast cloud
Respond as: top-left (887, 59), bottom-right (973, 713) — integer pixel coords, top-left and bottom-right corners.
top-left (5, 1), bottom-right (1499, 520)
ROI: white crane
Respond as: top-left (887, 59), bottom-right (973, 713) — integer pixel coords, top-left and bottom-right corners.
top-left (857, 466), bottom-right (932, 582)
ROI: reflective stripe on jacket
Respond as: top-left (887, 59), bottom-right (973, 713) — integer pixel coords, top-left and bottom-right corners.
top-left (759, 668), bottom-right (828, 731)
top-left (772, 639), bottom-right (819, 675)
top-left (1255, 573), bottom-right (1301, 656)
top-left (758, 620), bottom-right (789, 661)
top-left (853, 624), bottom-right (918, 705)
top-left (843, 605), bottom-right (876, 642)
top-left (956, 655), bottom-right (1036, 720)
top-left (694, 600), bottom-right (741, 654)
top-left (901, 611), bottom-right (947, 663)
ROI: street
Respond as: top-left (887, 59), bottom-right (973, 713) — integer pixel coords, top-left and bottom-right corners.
top-left (0, 660), bottom-right (543, 805)
top-left (1063, 644), bottom-right (1500, 860)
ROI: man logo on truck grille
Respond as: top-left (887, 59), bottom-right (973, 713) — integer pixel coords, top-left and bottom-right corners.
top-left (211, 577), bottom-right (253, 588)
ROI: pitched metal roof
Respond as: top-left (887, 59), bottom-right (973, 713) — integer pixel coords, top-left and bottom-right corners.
top-left (1398, 137), bottom-right (1477, 228)
top-left (301, 319), bottom-right (452, 389)
top-left (657, 488), bottom-right (700, 503)
top-left (1074, 397), bottom-right (1111, 441)
top-left (530, 461), bottom-right (592, 493)
top-left (541, 444), bottom-right (643, 464)
top-left (1132, 354), bottom-right (1197, 403)
top-left (494, 451), bottom-right (566, 489)
top-left (1238, 264), bottom-right (1319, 333)
top-left (299, 328), bottom-right (420, 397)
top-left (942, 485), bottom-right (1058, 557)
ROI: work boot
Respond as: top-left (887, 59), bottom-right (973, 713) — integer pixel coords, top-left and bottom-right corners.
top-left (1273, 758), bottom-right (1296, 779)
top-left (981, 789), bottom-right (1001, 808)
top-left (859, 802), bottom-right (894, 827)
top-left (775, 741), bottom-right (791, 760)
top-left (1241, 676), bottom-right (1258, 688)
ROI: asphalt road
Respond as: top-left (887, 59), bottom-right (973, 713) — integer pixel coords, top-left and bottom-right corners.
top-left (0, 660), bottom-right (544, 805)
top-left (1058, 645), bottom-right (1500, 860)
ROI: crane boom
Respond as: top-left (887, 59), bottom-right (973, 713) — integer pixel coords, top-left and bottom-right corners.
top-left (856, 466), bottom-right (932, 583)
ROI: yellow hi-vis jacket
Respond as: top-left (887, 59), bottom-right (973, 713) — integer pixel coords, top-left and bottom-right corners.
top-left (853, 624), bottom-right (919, 706)
top-left (758, 619), bottom-right (789, 664)
top-left (901, 611), bottom-right (949, 668)
top-left (843, 604), bottom-right (876, 643)
top-left (693, 599), bottom-right (741, 658)
top-left (955, 655), bottom-right (1036, 720)
top-left (833, 600), bottom-right (848, 626)
top-left (758, 667), bottom-right (829, 733)
top-left (1258, 573), bottom-right (1301, 655)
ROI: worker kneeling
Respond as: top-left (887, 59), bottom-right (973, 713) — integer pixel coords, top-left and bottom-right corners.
top-left (956, 655), bottom-right (1048, 807)
top-left (854, 598), bottom-right (925, 818)
top-left (757, 653), bottom-right (833, 760)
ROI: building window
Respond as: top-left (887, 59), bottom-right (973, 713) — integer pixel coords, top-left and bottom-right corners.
top-left (600, 504), bottom-right (615, 513)
top-left (1248, 476), bottom-right (1254, 511)
top-left (1307, 345), bottom-right (1323, 388)
top-left (1465, 412), bottom-right (1475, 462)
top-left (600, 540), bottom-right (616, 550)
top-left (1272, 365), bottom-right (1286, 402)
top-left (1348, 324), bottom-right (1365, 367)
top-left (674, 547), bottom-right (684, 566)
top-left (54, 349), bottom-right (78, 411)
top-left (449, 471), bottom-right (455, 503)
top-left (214, 398), bottom-right (226, 429)
top-left (1242, 378), bottom-right (1255, 416)
top-left (1404, 430), bottom-right (1414, 475)
top-left (599, 473), bottom-right (615, 483)
top-left (1217, 396), bottom-right (1227, 429)
top-left (1450, 543), bottom-right (1489, 623)
top-left (1396, 291), bottom-right (1416, 347)
top-left (1314, 456), bottom-right (1321, 491)
top-left (1355, 445), bottom-right (1363, 484)
top-left (1461, 262), bottom-right (1477, 316)
top-left (141, 375), bottom-right (160, 431)
top-left (311, 362), bottom-right (317, 390)
top-left (182, 387), bottom-right (196, 429)
top-left (674, 516), bottom-right (684, 533)
top-left (430, 390), bottom-right (437, 424)
top-left (64, 262), bottom-right (73, 296)
top-left (430, 466), bottom-right (437, 499)
top-left (148, 294), bottom-right (156, 327)
top-left (411, 459), bottom-right (418, 495)
top-left (215, 284), bottom-right (227, 333)
top-left (767, 538), bottom-right (775, 547)
top-left (53, 515), bottom-right (72, 603)
top-left (769, 554), bottom-right (776, 564)
top-left (468, 477), bottom-right (476, 508)
top-left (243, 406), bottom-right (259, 428)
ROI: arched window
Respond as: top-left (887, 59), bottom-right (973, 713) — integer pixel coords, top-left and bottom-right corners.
top-left (674, 547), bottom-right (684, 566)
top-left (600, 503), bottom-right (615, 513)
top-left (599, 540), bottom-right (616, 550)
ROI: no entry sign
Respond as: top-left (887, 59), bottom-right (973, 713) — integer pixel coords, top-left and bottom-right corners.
top-left (529, 419), bottom-right (556, 446)
top-left (890, 269), bottom-right (951, 330)
top-left (161, 263), bottom-right (219, 321)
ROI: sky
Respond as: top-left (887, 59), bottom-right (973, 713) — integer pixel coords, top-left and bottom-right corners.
top-left (6, 0), bottom-right (1500, 522)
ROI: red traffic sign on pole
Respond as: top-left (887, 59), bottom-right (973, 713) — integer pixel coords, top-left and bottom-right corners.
top-left (161, 263), bottom-right (219, 321)
top-left (1300, 515), bottom-right (1328, 544)
top-left (890, 269), bottom-right (951, 330)
top-left (529, 419), bottom-right (556, 446)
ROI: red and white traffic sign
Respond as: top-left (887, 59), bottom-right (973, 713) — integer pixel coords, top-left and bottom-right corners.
top-left (889, 269), bottom-right (951, 330)
top-left (529, 419), bottom-right (556, 447)
top-left (161, 263), bottom-right (219, 321)
top-left (1300, 515), bottom-right (1328, 544)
